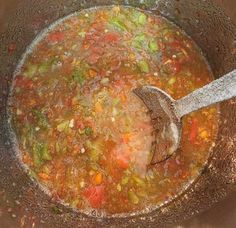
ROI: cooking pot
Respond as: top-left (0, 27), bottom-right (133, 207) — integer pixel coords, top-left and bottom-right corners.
top-left (0, 0), bottom-right (236, 227)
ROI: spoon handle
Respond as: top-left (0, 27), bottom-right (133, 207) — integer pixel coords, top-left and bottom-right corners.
top-left (174, 69), bottom-right (236, 118)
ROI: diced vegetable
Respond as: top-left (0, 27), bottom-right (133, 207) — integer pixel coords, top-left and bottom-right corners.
top-left (110, 19), bottom-right (127, 31)
top-left (100, 77), bottom-right (109, 85)
top-left (200, 129), bottom-right (208, 140)
top-left (93, 173), bottom-right (103, 185)
top-left (80, 181), bottom-right (85, 188)
top-left (112, 98), bottom-right (120, 106)
top-left (57, 120), bottom-right (70, 132)
top-left (38, 172), bottom-right (50, 180)
top-left (168, 77), bottom-right (176, 85)
top-left (103, 32), bottom-right (120, 42)
top-left (38, 62), bottom-right (50, 74)
top-left (78, 31), bottom-right (86, 38)
top-left (116, 184), bottom-right (122, 191)
top-left (122, 133), bottom-right (131, 144)
top-left (86, 140), bottom-right (103, 162)
top-left (32, 109), bottom-right (49, 129)
top-left (95, 102), bottom-right (103, 113)
top-left (89, 170), bottom-right (95, 176)
top-left (120, 93), bottom-right (127, 102)
top-left (38, 57), bottom-right (61, 74)
top-left (69, 119), bottom-right (74, 128)
top-left (47, 31), bottom-right (65, 42)
top-left (128, 190), bottom-right (139, 204)
top-left (83, 185), bottom-right (105, 208)
top-left (121, 176), bottom-right (129, 185)
top-left (72, 69), bottom-right (86, 86)
top-left (88, 69), bottom-right (97, 77)
top-left (148, 41), bottom-right (159, 52)
top-left (25, 64), bottom-right (37, 78)
top-left (33, 143), bottom-right (51, 167)
top-left (133, 176), bottom-right (145, 187)
top-left (84, 126), bottom-right (93, 136)
top-left (138, 13), bottom-right (147, 25)
top-left (137, 60), bottom-right (149, 73)
top-left (131, 11), bottom-right (147, 26)
top-left (89, 150), bottom-right (100, 162)
top-left (132, 34), bottom-right (146, 49)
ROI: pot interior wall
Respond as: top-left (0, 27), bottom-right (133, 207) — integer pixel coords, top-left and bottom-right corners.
top-left (0, 0), bottom-right (236, 227)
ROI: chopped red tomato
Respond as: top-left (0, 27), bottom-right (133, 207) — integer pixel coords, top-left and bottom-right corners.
top-left (47, 31), bottom-right (65, 42)
top-left (83, 185), bottom-right (105, 208)
top-left (14, 76), bottom-right (34, 89)
top-left (75, 119), bottom-right (85, 129)
top-left (103, 32), bottom-right (120, 43)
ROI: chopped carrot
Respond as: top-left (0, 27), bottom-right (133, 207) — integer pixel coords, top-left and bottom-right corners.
top-left (93, 173), bottom-right (103, 185)
top-left (122, 133), bottom-right (131, 144)
top-left (120, 93), bottom-right (127, 102)
top-left (95, 102), bottom-right (103, 112)
top-left (38, 172), bottom-right (50, 180)
top-left (23, 154), bottom-right (33, 165)
top-left (89, 69), bottom-right (97, 77)
top-left (83, 44), bottom-right (89, 49)
top-left (200, 129), bottom-right (208, 140)
top-left (29, 99), bottom-right (36, 106)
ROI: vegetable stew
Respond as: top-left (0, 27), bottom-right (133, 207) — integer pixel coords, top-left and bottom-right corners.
top-left (11, 6), bottom-right (219, 215)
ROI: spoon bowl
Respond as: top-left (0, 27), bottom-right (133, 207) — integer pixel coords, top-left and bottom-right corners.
top-left (134, 69), bottom-right (236, 164)
top-left (134, 86), bottom-right (181, 165)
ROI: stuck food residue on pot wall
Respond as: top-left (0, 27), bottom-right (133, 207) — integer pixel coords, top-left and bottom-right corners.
top-left (10, 6), bottom-right (219, 215)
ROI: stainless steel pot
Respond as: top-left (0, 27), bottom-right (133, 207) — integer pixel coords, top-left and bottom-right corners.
top-left (0, 0), bottom-right (236, 227)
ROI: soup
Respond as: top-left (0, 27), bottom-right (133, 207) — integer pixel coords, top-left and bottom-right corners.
top-left (11, 6), bottom-right (218, 215)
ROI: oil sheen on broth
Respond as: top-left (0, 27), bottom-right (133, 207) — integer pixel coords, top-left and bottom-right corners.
top-left (11, 6), bottom-right (219, 215)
